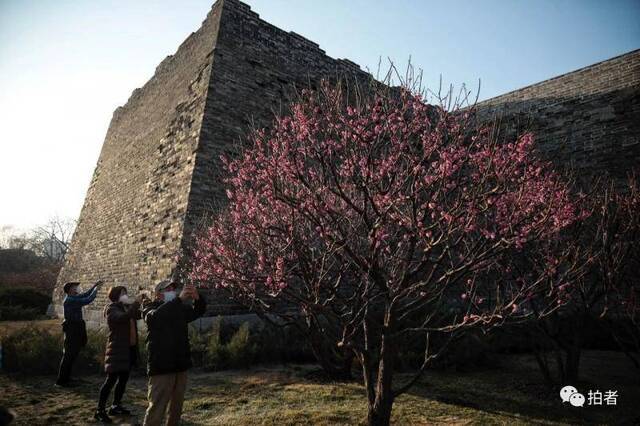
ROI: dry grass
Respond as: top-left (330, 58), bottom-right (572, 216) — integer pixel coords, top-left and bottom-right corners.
top-left (0, 351), bottom-right (638, 425)
top-left (0, 321), bottom-right (638, 425)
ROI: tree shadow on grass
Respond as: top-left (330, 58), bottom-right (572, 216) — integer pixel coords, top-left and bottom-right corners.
top-left (409, 384), bottom-right (584, 424)
top-left (404, 352), bottom-right (640, 425)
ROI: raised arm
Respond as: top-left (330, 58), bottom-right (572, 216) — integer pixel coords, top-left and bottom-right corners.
top-left (65, 286), bottom-right (99, 307)
top-left (77, 280), bottom-right (103, 298)
top-left (106, 301), bottom-right (141, 324)
top-left (142, 298), bottom-right (182, 327)
top-left (184, 290), bottom-right (207, 323)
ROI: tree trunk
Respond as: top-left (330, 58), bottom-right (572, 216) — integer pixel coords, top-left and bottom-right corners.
top-left (366, 359), bottom-right (395, 426)
top-left (368, 398), bottom-right (393, 426)
top-left (366, 355), bottom-right (395, 426)
top-left (562, 314), bottom-right (583, 384)
top-left (367, 309), bottom-right (396, 426)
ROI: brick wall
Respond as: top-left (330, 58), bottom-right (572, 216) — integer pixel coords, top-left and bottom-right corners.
top-left (54, 0), bottom-right (640, 324)
top-left (181, 0), bottom-right (372, 314)
top-left (53, 0), bottom-right (371, 323)
top-left (476, 49), bottom-right (640, 178)
top-left (54, 1), bottom-right (225, 323)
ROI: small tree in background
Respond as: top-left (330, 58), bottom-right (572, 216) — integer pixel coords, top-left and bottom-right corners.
top-left (189, 78), bottom-right (579, 425)
top-left (0, 216), bottom-right (75, 294)
top-left (594, 176), bottom-right (640, 368)
top-left (508, 214), bottom-right (593, 386)
top-left (31, 216), bottom-right (76, 265)
top-left (527, 174), bottom-right (640, 385)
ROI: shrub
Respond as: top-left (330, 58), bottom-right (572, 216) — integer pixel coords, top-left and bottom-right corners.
top-left (226, 322), bottom-right (254, 368)
top-left (189, 315), bottom-right (316, 368)
top-left (202, 318), bottom-right (231, 371)
top-left (1, 325), bottom-right (61, 374)
top-left (0, 306), bottom-right (43, 321)
top-left (81, 327), bottom-right (108, 373)
top-left (252, 323), bottom-right (314, 365)
top-left (0, 249), bottom-right (47, 274)
top-left (0, 268), bottom-right (60, 294)
top-left (0, 287), bottom-right (52, 320)
top-left (0, 318), bottom-right (330, 375)
top-left (197, 318), bottom-right (314, 371)
top-left (1, 325), bottom-right (106, 375)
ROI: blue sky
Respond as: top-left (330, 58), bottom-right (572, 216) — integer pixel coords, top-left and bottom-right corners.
top-left (0, 0), bottom-right (638, 231)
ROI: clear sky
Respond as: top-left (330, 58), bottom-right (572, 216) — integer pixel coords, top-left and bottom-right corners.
top-left (1, 0), bottom-right (638, 232)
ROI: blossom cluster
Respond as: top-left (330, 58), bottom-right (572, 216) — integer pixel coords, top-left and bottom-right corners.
top-left (189, 81), bottom-right (579, 323)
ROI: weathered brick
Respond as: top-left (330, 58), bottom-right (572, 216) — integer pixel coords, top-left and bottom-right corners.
top-left (476, 50), bottom-right (640, 179)
top-left (53, 0), bottom-right (640, 326)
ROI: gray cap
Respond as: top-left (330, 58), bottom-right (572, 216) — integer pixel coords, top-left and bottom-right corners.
top-left (155, 279), bottom-right (176, 292)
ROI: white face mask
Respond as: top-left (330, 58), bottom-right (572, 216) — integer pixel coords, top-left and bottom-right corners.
top-left (119, 294), bottom-right (132, 304)
top-left (163, 290), bottom-right (177, 302)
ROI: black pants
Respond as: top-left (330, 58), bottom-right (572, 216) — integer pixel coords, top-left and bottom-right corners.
top-left (98, 347), bottom-right (137, 410)
top-left (56, 320), bottom-right (87, 384)
top-left (98, 371), bottom-right (130, 409)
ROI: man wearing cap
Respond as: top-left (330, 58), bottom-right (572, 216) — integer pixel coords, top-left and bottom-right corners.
top-left (55, 279), bottom-right (104, 387)
top-left (142, 279), bottom-right (206, 426)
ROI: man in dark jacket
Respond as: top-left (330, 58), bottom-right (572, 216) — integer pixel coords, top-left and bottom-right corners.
top-left (142, 279), bottom-right (206, 426)
top-left (56, 279), bottom-right (104, 387)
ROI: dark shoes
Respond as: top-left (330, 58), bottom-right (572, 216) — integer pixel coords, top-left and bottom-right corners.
top-left (108, 404), bottom-right (132, 416)
top-left (94, 410), bottom-right (113, 423)
top-left (54, 380), bottom-right (78, 388)
top-left (55, 378), bottom-right (89, 387)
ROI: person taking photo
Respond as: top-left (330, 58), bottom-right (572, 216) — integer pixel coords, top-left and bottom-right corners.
top-left (141, 279), bottom-right (206, 426)
top-left (55, 279), bottom-right (104, 387)
top-left (94, 285), bottom-right (144, 423)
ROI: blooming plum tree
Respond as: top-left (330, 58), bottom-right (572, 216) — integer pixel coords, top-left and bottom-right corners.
top-left (189, 80), bottom-right (579, 425)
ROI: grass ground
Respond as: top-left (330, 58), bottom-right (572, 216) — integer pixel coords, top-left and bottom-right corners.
top-left (1, 321), bottom-right (639, 425)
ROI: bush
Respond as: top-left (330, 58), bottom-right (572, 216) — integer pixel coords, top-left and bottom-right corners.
top-left (1, 325), bottom-right (61, 374)
top-left (81, 327), bottom-right (108, 373)
top-left (252, 323), bottom-right (314, 365)
top-left (1, 318), bottom-right (315, 375)
top-left (195, 318), bottom-right (313, 371)
top-left (226, 323), bottom-right (254, 368)
top-left (0, 287), bottom-right (52, 321)
top-left (1, 325), bottom-right (106, 375)
top-left (0, 306), bottom-right (43, 321)
top-left (0, 249), bottom-right (47, 274)
top-left (201, 318), bottom-right (237, 371)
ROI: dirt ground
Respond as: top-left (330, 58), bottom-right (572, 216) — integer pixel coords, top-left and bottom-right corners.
top-left (1, 349), bottom-right (639, 425)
